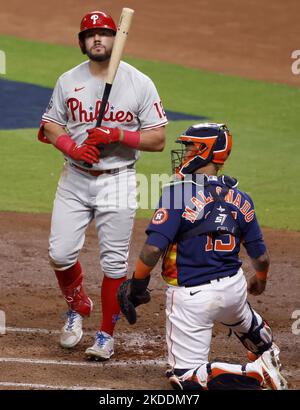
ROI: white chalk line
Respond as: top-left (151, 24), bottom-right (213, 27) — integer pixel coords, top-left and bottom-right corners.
top-left (0, 326), bottom-right (165, 390)
top-left (5, 326), bottom-right (300, 384)
top-left (0, 382), bottom-right (110, 390)
top-left (5, 326), bottom-right (162, 346)
top-left (6, 326), bottom-right (89, 336)
top-left (1, 325), bottom-right (165, 367)
top-left (0, 356), bottom-right (166, 368)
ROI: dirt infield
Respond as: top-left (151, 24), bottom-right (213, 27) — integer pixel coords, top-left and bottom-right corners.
top-left (0, 0), bottom-right (299, 391)
top-left (0, 212), bottom-right (299, 389)
top-left (1, 0), bottom-right (299, 86)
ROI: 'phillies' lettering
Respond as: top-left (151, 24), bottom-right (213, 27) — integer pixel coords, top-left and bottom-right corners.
top-left (66, 98), bottom-right (134, 124)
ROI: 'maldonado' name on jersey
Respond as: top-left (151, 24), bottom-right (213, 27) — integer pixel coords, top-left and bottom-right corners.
top-left (146, 175), bottom-right (266, 287)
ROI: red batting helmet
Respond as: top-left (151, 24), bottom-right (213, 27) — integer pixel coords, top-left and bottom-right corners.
top-left (78, 11), bottom-right (117, 39)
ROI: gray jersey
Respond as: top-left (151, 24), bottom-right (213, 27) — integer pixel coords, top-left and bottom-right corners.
top-left (42, 61), bottom-right (168, 170)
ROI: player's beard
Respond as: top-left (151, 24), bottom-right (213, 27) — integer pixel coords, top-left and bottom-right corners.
top-left (86, 45), bottom-right (112, 62)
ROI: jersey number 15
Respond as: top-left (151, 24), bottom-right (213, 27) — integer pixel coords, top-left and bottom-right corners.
top-left (205, 234), bottom-right (236, 252)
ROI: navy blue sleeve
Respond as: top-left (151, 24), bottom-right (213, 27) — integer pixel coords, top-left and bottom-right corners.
top-left (240, 193), bottom-right (267, 258)
top-left (243, 238), bottom-right (266, 259)
top-left (146, 232), bottom-right (170, 250)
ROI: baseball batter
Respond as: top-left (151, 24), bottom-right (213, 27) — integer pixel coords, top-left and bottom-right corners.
top-left (38, 10), bottom-right (167, 360)
top-left (118, 123), bottom-right (288, 390)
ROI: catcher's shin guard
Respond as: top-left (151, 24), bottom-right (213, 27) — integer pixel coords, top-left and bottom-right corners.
top-left (167, 363), bottom-right (263, 390)
top-left (234, 306), bottom-right (273, 355)
top-left (205, 363), bottom-right (262, 390)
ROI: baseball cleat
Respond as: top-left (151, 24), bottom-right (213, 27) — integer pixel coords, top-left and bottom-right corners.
top-left (168, 374), bottom-right (185, 390)
top-left (165, 369), bottom-right (183, 390)
top-left (165, 369), bottom-right (203, 390)
top-left (85, 331), bottom-right (114, 361)
top-left (256, 345), bottom-right (288, 390)
top-left (60, 310), bottom-right (83, 348)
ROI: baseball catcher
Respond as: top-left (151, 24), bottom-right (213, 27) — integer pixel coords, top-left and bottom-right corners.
top-left (118, 123), bottom-right (288, 390)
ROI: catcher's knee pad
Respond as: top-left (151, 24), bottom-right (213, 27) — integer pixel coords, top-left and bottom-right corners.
top-left (234, 307), bottom-right (273, 355)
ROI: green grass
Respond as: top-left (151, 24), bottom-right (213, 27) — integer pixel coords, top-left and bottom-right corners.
top-left (0, 35), bottom-right (299, 229)
top-left (0, 130), bottom-right (62, 212)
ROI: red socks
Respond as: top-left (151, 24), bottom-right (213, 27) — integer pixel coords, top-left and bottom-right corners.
top-left (54, 261), bottom-right (92, 316)
top-left (100, 275), bottom-right (127, 336)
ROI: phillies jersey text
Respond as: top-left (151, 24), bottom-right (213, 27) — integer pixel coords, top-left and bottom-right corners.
top-left (40, 60), bottom-right (168, 170)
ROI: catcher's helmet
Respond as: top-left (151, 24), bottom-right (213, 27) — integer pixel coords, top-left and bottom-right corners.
top-left (171, 123), bottom-right (232, 177)
top-left (78, 11), bottom-right (117, 40)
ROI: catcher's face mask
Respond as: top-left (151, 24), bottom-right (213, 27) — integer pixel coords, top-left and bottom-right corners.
top-left (171, 122), bottom-right (232, 178)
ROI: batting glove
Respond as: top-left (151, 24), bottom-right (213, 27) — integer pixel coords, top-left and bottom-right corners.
top-left (55, 134), bottom-right (100, 165)
top-left (86, 126), bottom-right (121, 145)
top-left (86, 127), bottom-right (141, 149)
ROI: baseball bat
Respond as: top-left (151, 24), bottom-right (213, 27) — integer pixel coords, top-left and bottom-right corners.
top-left (83, 7), bottom-right (135, 168)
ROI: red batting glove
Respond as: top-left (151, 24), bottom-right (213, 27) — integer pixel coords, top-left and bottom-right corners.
top-left (86, 126), bottom-right (121, 145)
top-left (55, 134), bottom-right (100, 165)
top-left (86, 127), bottom-right (141, 148)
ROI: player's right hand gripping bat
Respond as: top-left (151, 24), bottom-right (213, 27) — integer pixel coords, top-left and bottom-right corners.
top-left (83, 7), bottom-right (135, 168)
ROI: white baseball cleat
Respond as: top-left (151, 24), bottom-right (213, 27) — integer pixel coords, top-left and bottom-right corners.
top-left (85, 331), bottom-right (114, 360)
top-left (60, 310), bottom-right (83, 348)
top-left (256, 344), bottom-right (288, 390)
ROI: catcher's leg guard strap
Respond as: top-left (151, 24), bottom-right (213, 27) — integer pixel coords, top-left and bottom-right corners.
top-left (234, 305), bottom-right (273, 355)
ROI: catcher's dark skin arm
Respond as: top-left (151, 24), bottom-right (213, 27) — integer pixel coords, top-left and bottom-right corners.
top-left (140, 244), bottom-right (164, 267)
top-left (134, 244), bottom-right (165, 280)
top-left (248, 251), bottom-right (270, 296)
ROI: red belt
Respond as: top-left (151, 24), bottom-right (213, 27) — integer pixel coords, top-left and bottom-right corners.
top-left (71, 163), bottom-right (133, 177)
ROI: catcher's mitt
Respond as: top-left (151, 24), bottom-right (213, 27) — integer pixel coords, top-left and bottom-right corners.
top-left (117, 276), bottom-right (151, 325)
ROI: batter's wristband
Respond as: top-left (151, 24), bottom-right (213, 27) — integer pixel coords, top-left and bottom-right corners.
top-left (54, 134), bottom-right (76, 155)
top-left (134, 258), bottom-right (153, 279)
top-left (256, 270), bottom-right (268, 281)
top-left (119, 130), bottom-right (141, 149)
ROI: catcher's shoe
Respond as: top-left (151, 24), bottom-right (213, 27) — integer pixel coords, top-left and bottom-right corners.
top-left (256, 344), bottom-right (288, 390)
top-left (165, 369), bottom-right (203, 390)
top-left (85, 331), bottom-right (114, 361)
top-left (60, 310), bottom-right (84, 348)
